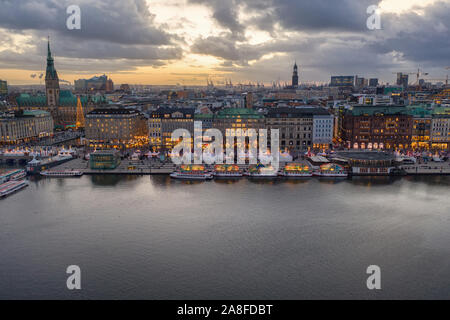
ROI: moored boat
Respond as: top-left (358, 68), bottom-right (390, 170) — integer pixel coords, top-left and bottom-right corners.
top-left (170, 164), bottom-right (213, 180)
top-left (213, 164), bottom-right (243, 178)
top-left (246, 164), bottom-right (278, 178)
top-left (0, 169), bottom-right (27, 183)
top-left (279, 163), bottom-right (313, 177)
top-left (0, 180), bottom-right (29, 198)
top-left (313, 163), bottom-right (348, 178)
top-left (26, 154), bottom-right (73, 175)
top-left (40, 170), bottom-right (83, 177)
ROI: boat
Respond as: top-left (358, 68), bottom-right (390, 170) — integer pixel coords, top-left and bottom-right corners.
top-left (0, 180), bottom-right (29, 198)
top-left (246, 164), bottom-right (278, 178)
top-left (213, 164), bottom-right (243, 178)
top-left (26, 153), bottom-right (74, 175)
top-left (9, 169), bottom-right (27, 181)
top-left (279, 163), bottom-right (313, 177)
top-left (40, 170), bottom-right (83, 177)
top-left (170, 164), bottom-right (213, 180)
top-left (0, 169), bottom-right (27, 183)
top-left (313, 163), bottom-right (348, 178)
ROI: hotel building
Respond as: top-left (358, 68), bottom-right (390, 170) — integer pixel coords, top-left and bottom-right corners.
top-left (85, 108), bottom-right (148, 149)
top-left (0, 110), bottom-right (53, 144)
top-left (148, 108), bottom-right (195, 150)
top-left (431, 114), bottom-right (450, 150)
top-left (343, 106), bottom-right (413, 150)
top-left (266, 107), bottom-right (332, 152)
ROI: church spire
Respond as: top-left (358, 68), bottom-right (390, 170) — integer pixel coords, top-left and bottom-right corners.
top-left (46, 36), bottom-right (58, 80)
top-left (47, 36), bottom-right (51, 59)
top-left (292, 61), bottom-right (299, 88)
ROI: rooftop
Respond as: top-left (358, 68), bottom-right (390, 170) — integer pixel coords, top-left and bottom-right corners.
top-left (335, 151), bottom-right (395, 161)
top-left (216, 107), bottom-right (264, 119)
top-left (88, 108), bottom-right (142, 116)
top-left (267, 107), bottom-right (331, 118)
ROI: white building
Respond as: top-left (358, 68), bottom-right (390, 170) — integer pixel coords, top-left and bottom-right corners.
top-left (313, 114), bottom-right (334, 149)
top-left (0, 110), bottom-right (53, 144)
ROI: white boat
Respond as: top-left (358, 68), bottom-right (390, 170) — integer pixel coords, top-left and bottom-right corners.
top-left (279, 163), bottom-right (313, 177)
top-left (40, 170), bottom-right (83, 177)
top-left (10, 170), bottom-right (27, 181)
top-left (0, 180), bottom-right (29, 198)
top-left (213, 164), bottom-right (243, 178)
top-left (170, 165), bottom-right (213, 180)
top-left (246, 165), bottom-right (278, 178)
top-left (170, 172), bottom-right (213, 180)
top-left (0, 169), bottom-right (26, 182)
top-left (313, 163), bottom-right (348, 178)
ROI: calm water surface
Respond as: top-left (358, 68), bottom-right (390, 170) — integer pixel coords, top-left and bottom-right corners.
top-left (1, 174), bottom-right (450, 299)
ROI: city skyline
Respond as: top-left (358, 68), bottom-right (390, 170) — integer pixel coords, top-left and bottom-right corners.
top-left (0, 0), bottom-right (449, 86)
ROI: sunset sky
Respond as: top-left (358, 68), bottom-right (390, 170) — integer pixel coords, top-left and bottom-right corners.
top-left (0, 0), bottom-right (449, 85)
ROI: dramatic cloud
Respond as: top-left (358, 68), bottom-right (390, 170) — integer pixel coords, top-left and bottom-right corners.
top-left (0, 0), bottom-right (448, 84)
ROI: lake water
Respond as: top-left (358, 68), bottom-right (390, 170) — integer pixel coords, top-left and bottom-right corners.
top-left (1, 175), bottom-right (450, 299)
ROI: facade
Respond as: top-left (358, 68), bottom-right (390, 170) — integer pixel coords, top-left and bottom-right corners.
top-left (89, 150), bottom-right (121, 169)
top-left (431, 115), bottom-right (450, 150)
top-left (149, 108), bottom-right (195, 150)
top-left (0, 80), bottom-right (7, 96)
top-left (85, 108), bottom-right (148, 149)
top-left (0, 110), bottom-right (53, 144)
top-left (214, 107), bottom-right (265, 137)
top-left (409, 106), bottom-right (433, 150)
top-left (266, 107), bottom-right (331, 152)
top-left (313, 114), bottom-right (334, 149)
top-left (343, 106), bottom-right (413, 150)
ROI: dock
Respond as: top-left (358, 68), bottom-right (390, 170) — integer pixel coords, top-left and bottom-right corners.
top-left (400, 162), bottom-right (450, 175)
top-left (49, 158), bottom-right (177, 175)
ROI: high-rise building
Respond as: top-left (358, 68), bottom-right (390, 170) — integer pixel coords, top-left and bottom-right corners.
top-left (330, 76), bottom-right (355, 88)
top-left (369, 78), bottom-right (379, 87)
top-left (396, 73), bottom-right (409, 88)
top-left (0, 80), bottom-right (8, 96)
top-left (292, 62), bottom-right (299, 88)
top-left (75, 75), bottom-right (114, 93)
top-left (244, 92), bottom-right (254, 109)
top-left (45, 38), bottom-right (60, 112)
top-left (355, 76), bottom-right (366, 89)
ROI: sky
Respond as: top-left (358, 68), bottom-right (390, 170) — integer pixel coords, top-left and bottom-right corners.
top-left (0, 0), bottom-right (449, 86)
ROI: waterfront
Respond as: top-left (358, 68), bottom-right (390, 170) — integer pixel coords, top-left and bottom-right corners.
top-left (1, 175), bottom-right (450, 299)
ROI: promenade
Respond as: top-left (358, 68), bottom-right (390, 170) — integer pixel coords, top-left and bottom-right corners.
top-left (49, 157), bottom-right (450, 176)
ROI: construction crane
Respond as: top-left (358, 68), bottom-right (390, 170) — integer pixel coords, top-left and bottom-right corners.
top-left (392, 68), bottom-right (429, 86)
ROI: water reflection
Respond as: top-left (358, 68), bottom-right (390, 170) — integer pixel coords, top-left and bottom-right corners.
top-left (90, 174), bottom-right (140, 186)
